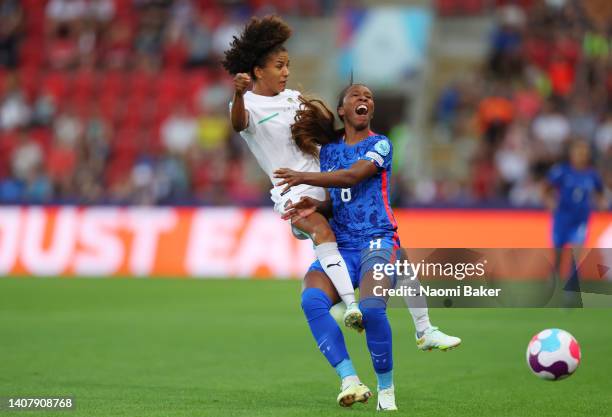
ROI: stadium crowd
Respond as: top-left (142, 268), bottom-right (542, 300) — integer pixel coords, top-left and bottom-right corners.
top-left (430, 0), bottom-right (612, 207)
top-left (0, 0), bottom-right (610, 207)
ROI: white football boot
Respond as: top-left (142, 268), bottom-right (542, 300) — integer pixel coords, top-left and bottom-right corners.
top-left (343, 302), bottom-right (364, 333)
top-left (376, 386), bottom-right (398, 411)
top-left (416, 326), bottom-right (461, 351)
top-left (337, 379), bottom-right (372, 407)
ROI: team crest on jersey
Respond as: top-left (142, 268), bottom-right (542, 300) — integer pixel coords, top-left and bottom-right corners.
top-left (287, 97), bottom-right (295, 103)
top-left (374, 140), bottom-right (390, 156)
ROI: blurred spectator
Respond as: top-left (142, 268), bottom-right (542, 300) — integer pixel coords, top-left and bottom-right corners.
top-left (595, 112), bottom-right (612, 158)
top-left (568, 96), bottom-right (597, 140)
top-left (488, 5), bottom-right (525, 78)
top-left (47, 25), bottom-right (80, 69)
top-left (477, 87), bottom-right (514, 145)
top-left (531, 100), bottom-right (570, 158)
top-left (101, 19), bottom-right (133, 69)
top-left (23, 164), bottom-right (53, 203)
top-left (196, 112), bottom-right (229, 151)
top-left (86, 0), bottom-right (115, 24)
top-left (0, 0), bottom-right (22, 69)
top-left (161, 106), bottom-right (197, 154)
top-left (183, 11), bottom-right (214, 67)
top-left (46, 0), bottom-right (87, 27)
top-left (0, 78), bottom-right (30, 130)
top-left (211, 15), bottom-right (240, 60)
top-left (53, 106), bottom-right (83, 147)
top-left (31, 93), bottom-right (57, 127)
top-left (11, 130), bottom-right (43, 182)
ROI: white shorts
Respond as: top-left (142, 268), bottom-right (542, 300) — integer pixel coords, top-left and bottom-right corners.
top-left (270, 184), bottom-right (326, 216)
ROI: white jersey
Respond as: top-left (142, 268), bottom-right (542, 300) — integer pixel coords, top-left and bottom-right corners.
top-left (233, 89), bottom-right (324, 210)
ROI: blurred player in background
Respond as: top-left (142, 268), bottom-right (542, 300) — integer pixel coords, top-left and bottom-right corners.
top-left (221, 16), bottom-right (362, 330)
top-left (545, 140), bottom-right (607, 293)
top-left (276, 83), bottom-right (460, 411)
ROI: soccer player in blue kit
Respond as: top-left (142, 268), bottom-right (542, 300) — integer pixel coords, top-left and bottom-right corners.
top-left (544, 140), bottom-right (607, 290)
top-left (274, 84), bottom-right (460, 410)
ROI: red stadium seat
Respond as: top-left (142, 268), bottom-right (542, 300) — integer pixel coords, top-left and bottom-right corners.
top-left (163, 41), bottom-right (188, 70)
top-left (0, 69), bottom-right (7, 97)
top-left (17, 67), bottom-right (40, 101)
top-left (104, 156), bottom-right (135, 187)
top-left (0, 131), bottom-right (17, 178)
top-left (19, 39), bottom-right (44, 69)
top-left (22, 0), bottom-right (47, 39)
top-left (29, 128), bottom-right (53, 153)
top-left (185, 71), bottom-right (210, 109)
top-left (154, 69), bottom-right (184, 103)
top-left (72, 70), bottom-right (98, 98)
top-left (99, 71), bottom-right (126, 97)
top-left (40, 71), bottom-right (70, 101)
top-left (127, 69), bottom-right (155, 99)
top-left (111, 128), bottom-right (141, 157)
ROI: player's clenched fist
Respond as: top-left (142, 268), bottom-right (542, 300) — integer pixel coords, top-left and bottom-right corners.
top-left (233, 73), bottom-right (251, 95)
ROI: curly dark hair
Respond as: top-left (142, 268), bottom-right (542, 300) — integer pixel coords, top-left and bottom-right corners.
top-left (222, 15), bottom-right (292, 78)
top-left (291, 96), bottom-right (343, 159)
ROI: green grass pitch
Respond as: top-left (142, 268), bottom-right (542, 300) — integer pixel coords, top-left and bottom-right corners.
top-left (1, 278), bottom-right (611, 417)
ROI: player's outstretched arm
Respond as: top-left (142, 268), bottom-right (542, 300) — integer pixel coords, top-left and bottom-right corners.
top-left (274, 160), bottom-right (377, 194)
top-left (230, 73), bottom-right (251, 132)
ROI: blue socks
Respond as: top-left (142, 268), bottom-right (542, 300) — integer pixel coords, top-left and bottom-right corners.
top-left (301, 288), bottom-right (393, 390)
top-left (335, 358), bottom-right (357, 379)
top-left (360, 297), bottom-right (394, 389)
top-left (376, 370), bottom-right (393, 390)
top-left (301, 287), bottom-right (350, 368)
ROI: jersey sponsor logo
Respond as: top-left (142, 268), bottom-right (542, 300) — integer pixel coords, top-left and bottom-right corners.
top-left (374, 140), bottom-right (390, 156)
top-left (257, 112), bottom-right (280, 124)
top-left (365, 151), bottom-right (384, 167)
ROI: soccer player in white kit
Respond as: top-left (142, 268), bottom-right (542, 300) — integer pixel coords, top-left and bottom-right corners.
top-left (222, 15), bottom-right (362, 330)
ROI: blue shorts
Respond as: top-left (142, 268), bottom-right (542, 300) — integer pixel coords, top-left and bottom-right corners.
top-left (308, 237), bottom-right (400, 289)
top-left (552, 216), bottom-right (588, 248)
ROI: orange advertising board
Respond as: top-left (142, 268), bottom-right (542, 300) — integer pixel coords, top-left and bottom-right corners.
top-left (0, 207), bottom-right (610, 278)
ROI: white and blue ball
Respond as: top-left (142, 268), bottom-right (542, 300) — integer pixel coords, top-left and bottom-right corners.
top-left (526, 328), bottom-right (581, 380)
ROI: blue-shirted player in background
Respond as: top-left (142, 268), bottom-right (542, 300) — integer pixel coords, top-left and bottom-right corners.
top-left (274, 84), bottom-right (460, 411)
top-left (544, 140), bottom-right (607, 297)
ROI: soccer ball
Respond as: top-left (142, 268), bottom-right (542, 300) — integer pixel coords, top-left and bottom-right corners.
top-left (526, 328), bottom-right (581, 380)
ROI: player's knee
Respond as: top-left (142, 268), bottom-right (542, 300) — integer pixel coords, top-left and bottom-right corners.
top-left (359, 297), bottom-right (387, 324)
top-left (312, 222), bottom-right (335, 243)
top-left (301, 287), bottom-right (332, 319)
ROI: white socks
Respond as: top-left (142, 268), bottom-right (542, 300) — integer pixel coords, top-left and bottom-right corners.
top-left (315, 242), bottom-right (356, 306)
top-left (398, 274), bottom-right (432, 334)
top-left (407, 306), bottom-right (432, 334)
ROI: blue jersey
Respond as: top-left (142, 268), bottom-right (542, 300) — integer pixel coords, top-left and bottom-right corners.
top-left (319, 133), bottom-right (399, 249)
top-left (548, 163), bottom-right (603, 222)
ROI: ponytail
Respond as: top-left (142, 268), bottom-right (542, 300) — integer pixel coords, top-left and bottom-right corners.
top-left (291, 96), bottom-right (343, 159)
